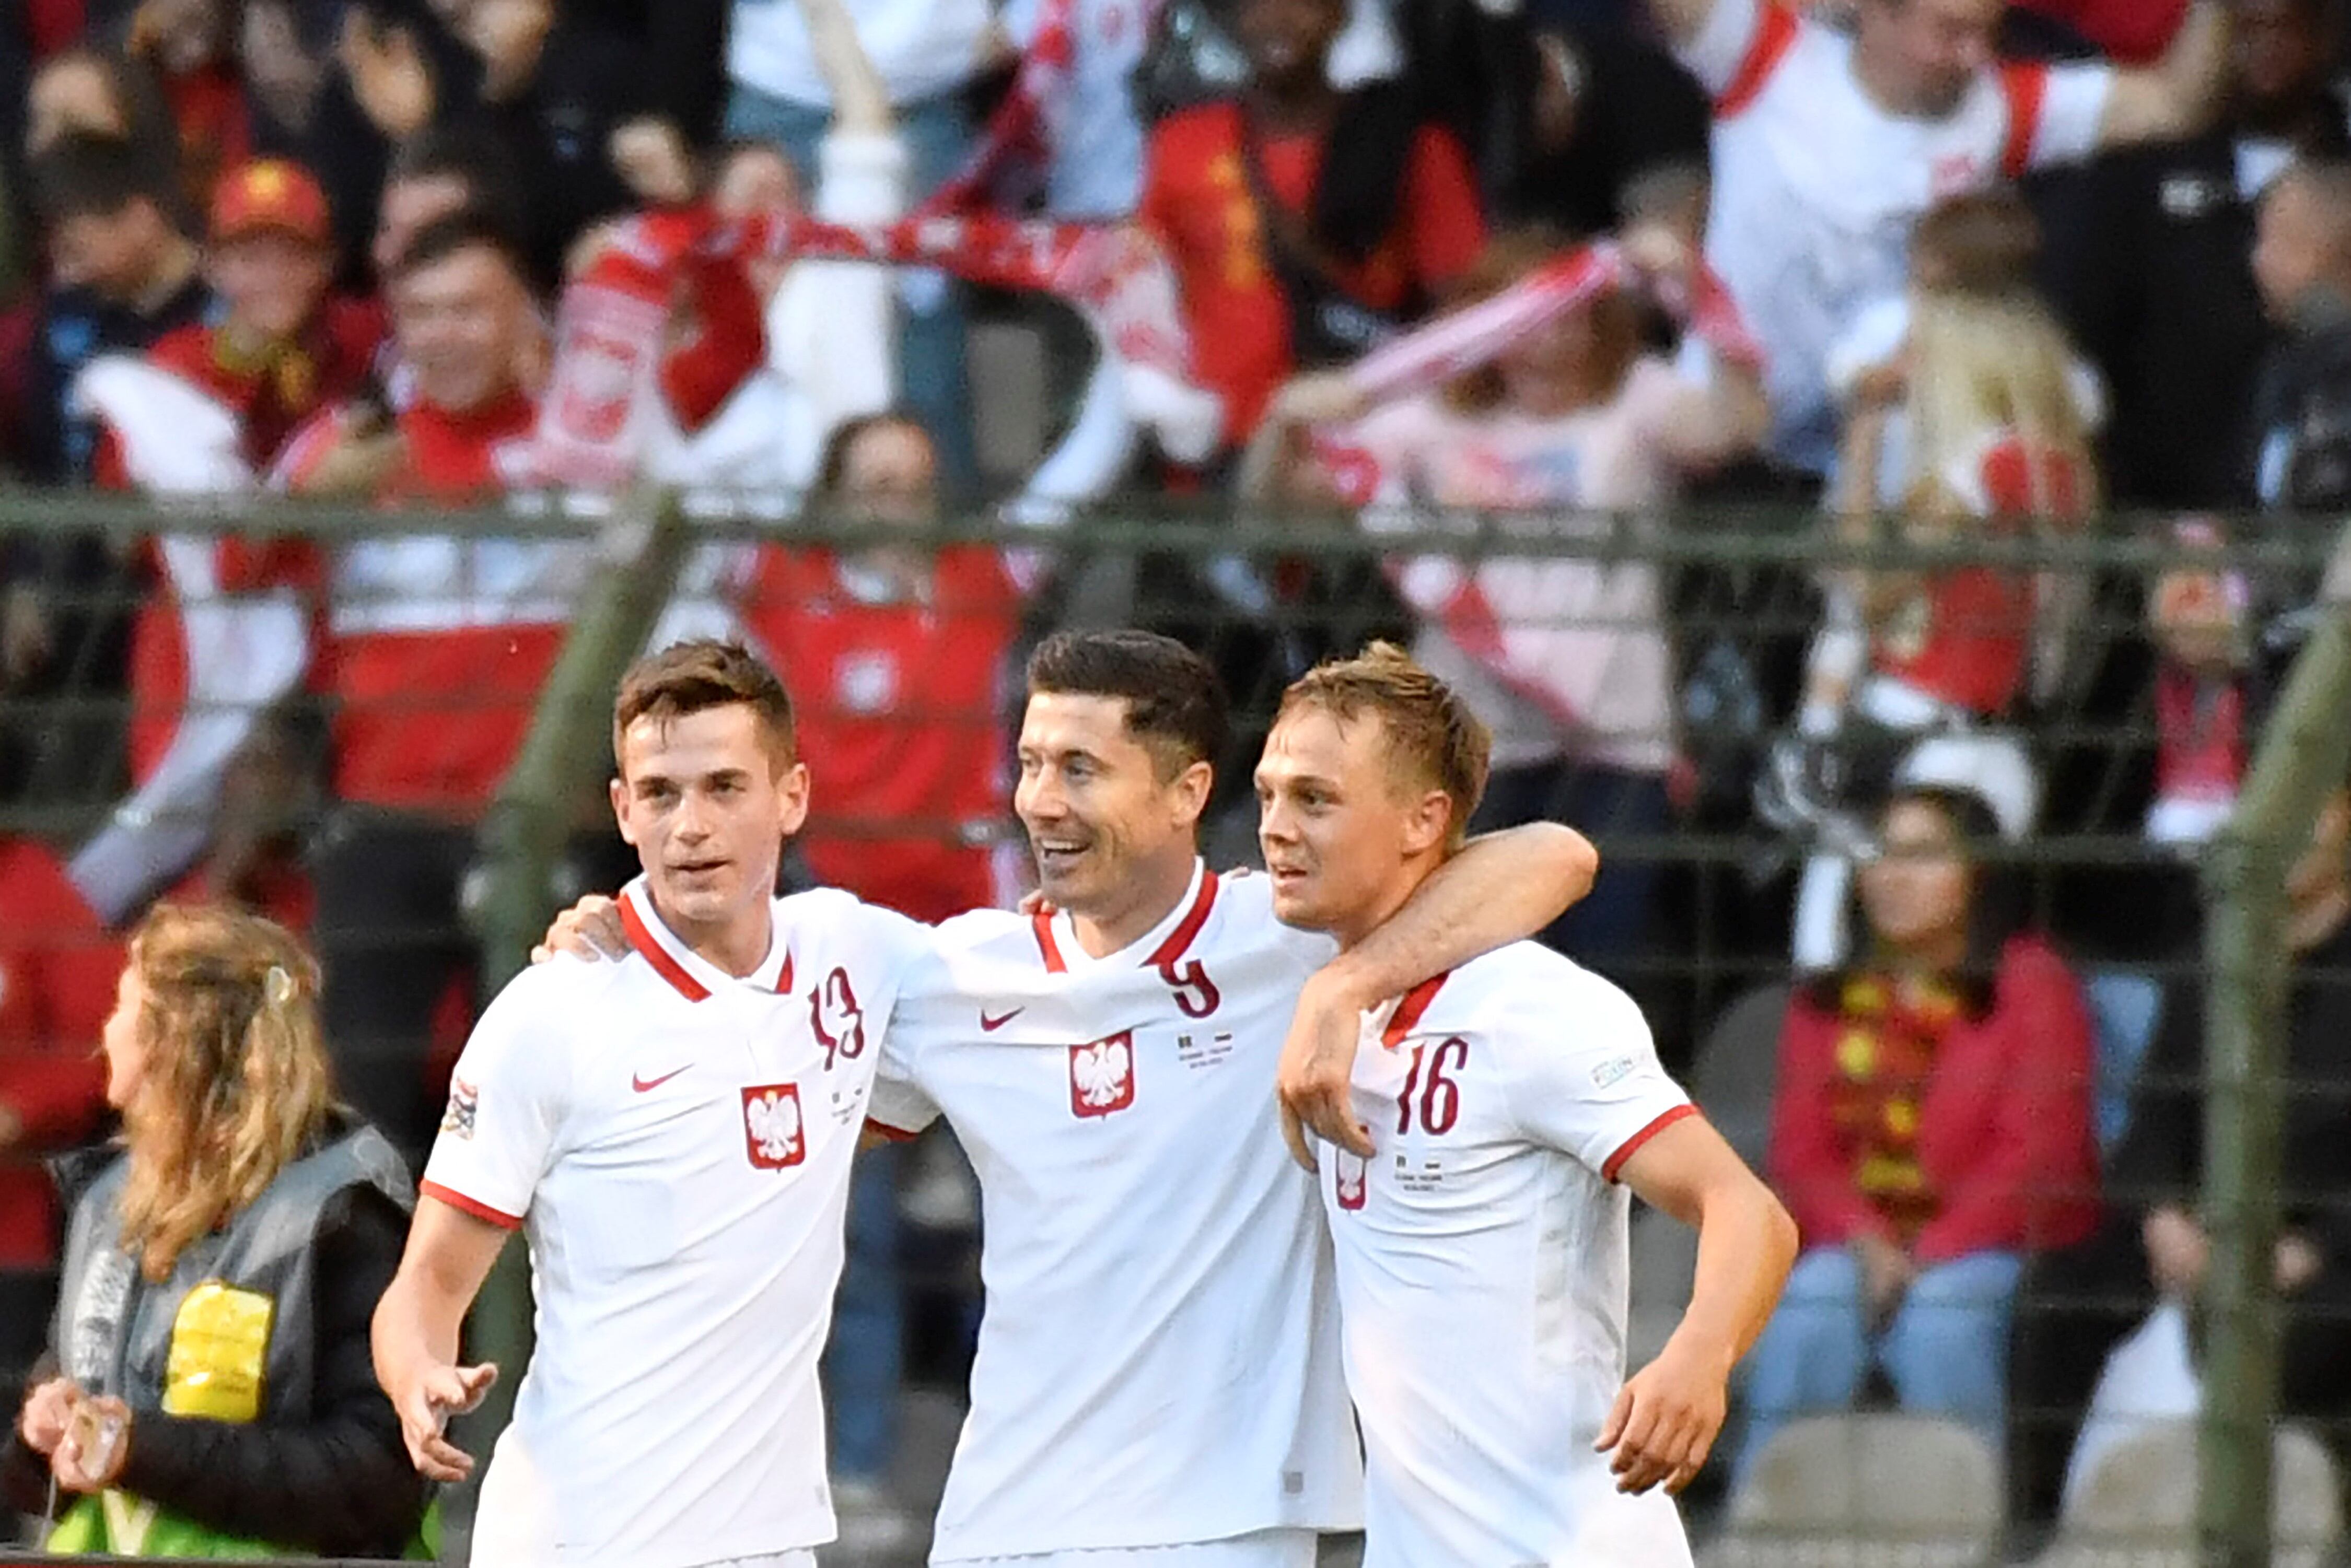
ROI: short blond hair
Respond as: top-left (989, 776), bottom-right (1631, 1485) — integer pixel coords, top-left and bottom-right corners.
top-left (1277, 642), bottom-right (1492, 848)
top-left (118, 905), bottom-right (335, 1282)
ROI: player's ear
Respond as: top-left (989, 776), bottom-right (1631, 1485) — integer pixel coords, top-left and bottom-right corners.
top-left (1169, 756), bottom-right (1215, 827)
top-left (1401, 789), bottom-right (1452, 858)
top-left (774, 758), bottom-right (811, 837)
top-left (609, 776), bottom-right (637, 846)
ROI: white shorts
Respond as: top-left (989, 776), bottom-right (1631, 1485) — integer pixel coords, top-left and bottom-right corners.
top-left (955, 1530), bottom-right (1320, 1568)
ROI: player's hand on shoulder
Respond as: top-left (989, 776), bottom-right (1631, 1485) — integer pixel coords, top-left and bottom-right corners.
top-left (1277, 964), bottom-right (1376, 1171)
top-left (16, 1376), bottom-right (79, 1456)
top-left (532, 895), bottom-right (626, 966)
top-left (392, 1360), bottom-right (498, 1482)
top-left (1596, 1337), bottom-right (1731, 1496)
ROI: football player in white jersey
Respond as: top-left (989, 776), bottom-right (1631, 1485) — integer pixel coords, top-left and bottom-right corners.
top-left (1255, 642), bottom-right (1799, 1566)
top-left (539, 629), bottom-right (1600, 1567)
top-left (371, 641), bottom-right (933, 1568)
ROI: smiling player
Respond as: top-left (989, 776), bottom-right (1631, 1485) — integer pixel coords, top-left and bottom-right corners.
top-left (1254, 643), bottom-right (1797, 1565)
top-left (372, 642), bottom-right (932, 1568)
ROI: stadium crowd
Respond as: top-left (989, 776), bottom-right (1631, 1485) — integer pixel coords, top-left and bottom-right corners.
top-left (3, 0), bottom-right (2351, 1558)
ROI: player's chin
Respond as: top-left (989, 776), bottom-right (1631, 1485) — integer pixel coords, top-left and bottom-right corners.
top-left (1266, 873), bottom-right (1331, 931)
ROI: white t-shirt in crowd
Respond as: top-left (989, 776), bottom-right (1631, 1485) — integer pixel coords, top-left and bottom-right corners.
top-left (1332, 357), bottom-right (1698, 774)
top-left (421, 881), bottom-right (929, 1568)
top-left (1681, 0), bottom-right (2113, 471)
top-left (1320, 943), bottom-right (1698, 1568)
top-left (729, 0), bottom-right (994, 109)
top-left (869, 864), bottom-right (1364, 1562)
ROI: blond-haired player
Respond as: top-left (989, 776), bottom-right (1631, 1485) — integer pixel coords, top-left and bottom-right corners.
top-left (1255, 642), bottom-right (1799, 1565)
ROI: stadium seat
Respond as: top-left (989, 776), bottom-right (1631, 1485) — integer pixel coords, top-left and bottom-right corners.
top-left (1691, 981), bottom-right (1791, 1174)
top-left (2080, 968), bottom-right (2164, 1157)
top-left (2031, 1420), bottom-right (2344, 1568)
top-left (1702, 1414), bottom-right (2004, 1568)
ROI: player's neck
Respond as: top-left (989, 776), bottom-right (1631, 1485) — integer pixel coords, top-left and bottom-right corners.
top-left (1069, 851), bottom-right (1199, 959)
top-left (1330, 859), bottom-right (1441, 954)
top-left (1849, 40), bottom-right (1940, 122)
top-left (652, 888), bottom-right (776, 979)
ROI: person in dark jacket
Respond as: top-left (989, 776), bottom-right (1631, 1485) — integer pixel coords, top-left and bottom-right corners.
top-left (2007, 776), bottom-right (2351, 1523)
top-left (2030, 0), bottom-right (2349, 512)
top-left (2, 903), bottom-right (425, 1558)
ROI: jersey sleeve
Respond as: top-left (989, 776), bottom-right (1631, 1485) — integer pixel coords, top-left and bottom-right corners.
top-left (1681, 0), bottom-right (1796, 110)
top-left (867, 948), bottom-right (947, 1139)
top-left (1497, 972), bottom-right (1695, 1184)
top-left (2000, 61), bottom-right (2115, 175)
top-left (418, 969), bottom-right (578, 1228)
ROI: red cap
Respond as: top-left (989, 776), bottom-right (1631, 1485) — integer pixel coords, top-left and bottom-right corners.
top-left (210, 160), bottom-right (332, 247)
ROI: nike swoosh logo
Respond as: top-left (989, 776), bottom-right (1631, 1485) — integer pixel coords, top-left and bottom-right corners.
top-left (980, 1009), bottom-right (1024, 1032)
top-left (632, 1066), bottom-right (691, 1093)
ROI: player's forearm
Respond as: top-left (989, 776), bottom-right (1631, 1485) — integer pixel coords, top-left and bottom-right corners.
top-left (1321, 823), bottom-right (1598, 1005)
top-left (1668, 1181), bottom-right (1799, 1374)
top-left (369, 1276), bottom-right (467, 1401)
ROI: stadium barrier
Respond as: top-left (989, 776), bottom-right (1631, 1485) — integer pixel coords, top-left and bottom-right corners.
top-left (3, 492), bottom-right (2348, 1563)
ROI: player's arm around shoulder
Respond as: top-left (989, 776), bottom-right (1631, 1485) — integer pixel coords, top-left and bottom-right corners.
top-left (1276, 822), bottom-right (1599, 1166)
top-left (1604, 1098), bottom-right (1798, 1497)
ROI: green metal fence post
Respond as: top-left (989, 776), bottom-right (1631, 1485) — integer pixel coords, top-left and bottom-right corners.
top-left (2197, 522), bottom-right (2351, 1567)
top-left (443, 492), bottom-right (692, 1552)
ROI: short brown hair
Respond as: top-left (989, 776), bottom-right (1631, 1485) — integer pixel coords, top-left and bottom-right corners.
top-left (1026, 630), bottom-right (1229, 779)
top-left (1277, 642), bottom-right (1492, 848)
top-left (614, 639), bottom-right (797, 770)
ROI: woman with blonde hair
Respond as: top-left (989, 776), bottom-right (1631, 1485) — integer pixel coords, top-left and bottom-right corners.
top-left (3, 905), bottom-right (426, 1558)
top-left (1770, 188), bottom-right (2101, 968)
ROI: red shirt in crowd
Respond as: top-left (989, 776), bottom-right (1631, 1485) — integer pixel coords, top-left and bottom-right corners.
top-left (1140, 102), bottom-right (1486, 448)
top-left (324, 388), bottom-right (566, 816)
top-left (1767, 934), bottom-right (2101, 1265)
top-left (739, 546), bottom-right (1020, 924)
top-left (0, 838), bottom-right (118, 1269)
top-left (1876, 436), bottom-right (2089, 719)
top-left (2020, 0), bottom-right (2188, 63)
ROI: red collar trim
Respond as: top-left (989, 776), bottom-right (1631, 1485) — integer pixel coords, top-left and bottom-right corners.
top-left (1032, 910), bottom-right (1067, 973)
top-left (1033, 867), bottom-right (1221, 975)
top-left (620, 891), bottom-right (709, 1002)
top-left (1144, 869), bottom-right (1220, 969)
top-left (1382, 972), bottom-right (1450, 1048)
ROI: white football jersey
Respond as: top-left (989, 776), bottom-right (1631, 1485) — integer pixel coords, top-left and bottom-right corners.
top-left (870, 863), bottom-right (1364, 1561)
top-left (1684, 0), bottom-right (2112, 469)
top-left (421, 879), bottom-right (929, 1568)
top-left (1320, 942), bottom-right (1697, 1568)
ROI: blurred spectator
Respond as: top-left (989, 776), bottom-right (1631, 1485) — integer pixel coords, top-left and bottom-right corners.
top-left (2007, 774), bottom-right (2351, 1521)
top-left (1738, 773), bottom-right (2100, 1481)
top-left (2, 134), bottom-right (211, 806)
top-left (2251, 155), bottom-right (2351, 519)
top-left (1, 904), bottom-right (427, 1557)
top-left (2141, 519), bottom-right (2259, 857)
top-left (101, 158), bottom-right (382, 485)
top-left (0, 835), bottom-right (119, 1399)
top-left (1250, 224), bottom-right (1766, 970)
top-left (721, 0), bottom-right (987, 489)
top-left (1642, 0), bottom-right (2230, 475)
top-left (292, 214), bottom-right (570, 1158)
top-left (19, 131), bottom-right (210, 481)
top-left (744, 412), bottom-right (1018, 922)
top-left (1139, 0), bottom-right (1487, 459)
top-left (1400, 0), bottom-right (1713, 237)
top-left (2036, 0), bottom-right (2347, 511)
top-left (1770, 192), bottom-right (2098, 969)
top-left (2018, 0), bottom-right (2195, 64)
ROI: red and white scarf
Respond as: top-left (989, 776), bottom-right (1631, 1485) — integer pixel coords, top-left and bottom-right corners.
top-left (531, 203), bottom-right (1216, 487)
